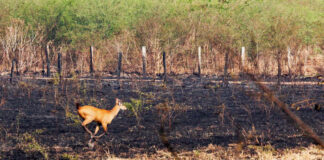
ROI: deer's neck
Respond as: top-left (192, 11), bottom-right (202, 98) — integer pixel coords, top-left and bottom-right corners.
top-left (110, 105), bottom-right (121, 119)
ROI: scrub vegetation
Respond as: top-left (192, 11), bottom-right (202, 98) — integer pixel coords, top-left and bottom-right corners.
top-left (0, 0), bottom-right (323, 75)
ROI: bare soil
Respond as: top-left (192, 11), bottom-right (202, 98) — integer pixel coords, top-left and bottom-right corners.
top-left (0, 74), bottom-right (323, 159)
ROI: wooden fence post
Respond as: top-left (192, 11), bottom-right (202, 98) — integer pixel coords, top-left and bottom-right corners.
top-left (223, 49), bottom-right (229, 86)
top-left (117, 52), bottom-right (122, 78)
top-left (142, 46), bottom-right (147, 77)
top-left (304, 46), bottom-right (308, 76)
top-left (277, 50), bottom-right (282, 87)
top-left (15, 59), bottom-right (19, 76)
top-left (198, 46), bottom-right (202, 77)
top-left (42, 60), bottom-right (45, 77)
top-left (10, 59), bottom-right (15, 83)
top-left (58, 53), bottom-right (62, 76)
top-left (241, 46), bottom-right (245, 78)
top-left (241, 46), bottom-right (245, 68)
top-left (163, 51), bottom-right (167, 82)
top-left (45, 44), bottom-right (51, 77)
top-left (90, 46), bottom-right (94, 74)
top-left (287, 47), bottom-right (292, 76)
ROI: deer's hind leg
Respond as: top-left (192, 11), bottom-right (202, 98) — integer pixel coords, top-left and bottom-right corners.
top-left (82, 118), bottom-right (95, 137)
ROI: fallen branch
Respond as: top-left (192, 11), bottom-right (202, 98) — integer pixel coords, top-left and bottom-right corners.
top-left (245, 71), bottom-right (324, 148)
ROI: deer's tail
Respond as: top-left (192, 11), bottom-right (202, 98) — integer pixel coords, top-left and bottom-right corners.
top-left (76, 103), bottom-right (81, 110)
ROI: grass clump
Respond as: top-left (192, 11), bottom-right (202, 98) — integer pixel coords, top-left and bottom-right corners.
top-left (60, 153), bottom-right (79, 160)
top-left (18, 132), bottom-right (48, 159)
top-left (124, 98), bottom-right (143, 125)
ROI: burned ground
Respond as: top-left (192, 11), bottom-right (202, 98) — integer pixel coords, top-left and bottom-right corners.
top-left (0, 75), bottom-right (323, 159)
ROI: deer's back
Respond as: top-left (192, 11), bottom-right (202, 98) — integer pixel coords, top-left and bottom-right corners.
top-left (78, 105), bottom-right (107, 122)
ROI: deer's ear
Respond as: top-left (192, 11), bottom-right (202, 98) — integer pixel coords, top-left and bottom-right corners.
top-left (115, 98), bottom-right (119, 104)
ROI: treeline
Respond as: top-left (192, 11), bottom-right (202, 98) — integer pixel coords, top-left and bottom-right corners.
top-left (0, 0), bottom-right (323, 76)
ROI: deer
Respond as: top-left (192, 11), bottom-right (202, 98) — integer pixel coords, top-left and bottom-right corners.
top-left (76, 98), bottom-right (127, 140)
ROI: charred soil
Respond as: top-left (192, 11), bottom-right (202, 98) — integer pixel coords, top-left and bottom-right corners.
top-left (0, 75), bottom-right (323, 159)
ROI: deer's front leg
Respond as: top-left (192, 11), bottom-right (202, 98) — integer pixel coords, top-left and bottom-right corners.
top-left (93, 123), bottom-right (107, 139)
top-left (94, 125), bottom-right (100, 136)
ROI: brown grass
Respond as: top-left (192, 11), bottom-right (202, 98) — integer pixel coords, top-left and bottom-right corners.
top-left (105, 144), bottom-right (323, 160)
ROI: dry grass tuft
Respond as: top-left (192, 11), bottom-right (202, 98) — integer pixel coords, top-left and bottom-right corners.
top-left (123, 144), bottom-right (324, 160)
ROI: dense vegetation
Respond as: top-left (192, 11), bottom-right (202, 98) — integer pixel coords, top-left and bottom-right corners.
top-left (0, 0), bottom-right (323, 75)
